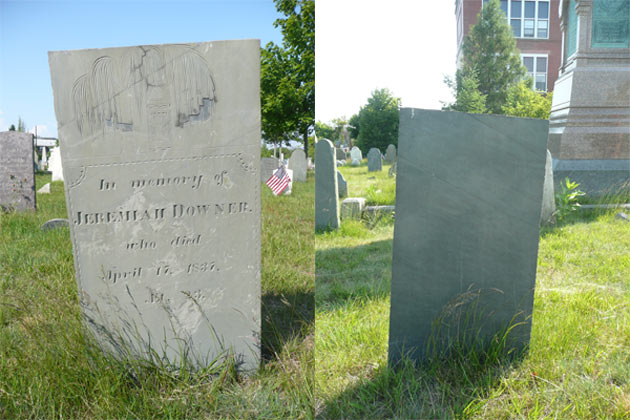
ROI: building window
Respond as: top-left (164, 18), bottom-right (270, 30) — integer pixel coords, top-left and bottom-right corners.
top-left (522, 54), bottom-right (548, 91)
top-left (484, 0), bottom-right (549, 39)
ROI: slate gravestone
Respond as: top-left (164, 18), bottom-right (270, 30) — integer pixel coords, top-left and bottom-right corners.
top-left (384, 144), bottom-right (396, 163)
top-left (337, 170), bottom-right (347, 198)
top-left (49, 40), bottom-right (261, 371)
top-left (367, 148), bottom-right (382, 172)
top-left (288, 149), bottom-right (307, 182)
top-left (340, 197), bottom-right (366, 220)
top-left (389, 109), bottom-right (548, 366)
top-left (49, 147), bottom-right (64, 182)
top-left (0, 131), bottom-right (36, 211)
top-left (541, 150), bottom-right (556, 224)
top-left (350, 146), bottom-right (362, 166)
top-left (315, 139), bottom-right (339, 230)
top-left (336, 148), bottom-right (346, 160)
top-left (261, 157), bottom-right (281, 183)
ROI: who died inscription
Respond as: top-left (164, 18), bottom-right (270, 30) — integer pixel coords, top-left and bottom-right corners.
top-left (49, 40), bottom-right (261, 371)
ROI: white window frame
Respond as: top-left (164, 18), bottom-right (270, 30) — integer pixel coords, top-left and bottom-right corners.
top-left (521, 53), bottom-right (548, 91)
top-left (485, 0), bottom-right (550, 39)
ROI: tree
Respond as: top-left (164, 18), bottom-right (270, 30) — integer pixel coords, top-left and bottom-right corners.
top-left (459, 0), bottom-right (526, 114)
top-left (8, 124), bottom-right (15, 131)
top-left (444, 71), bottom-right (487, 114)
top-left (502, 80), bottom-right (553, 119)
top-left (355, 88), bottom-right (400, 154)
top-left (260, 0), bottom-right (314, 157)
top-left (348, 114), bottom-right (360, 142)
top-left (314, 121), bottom-right (335, 141)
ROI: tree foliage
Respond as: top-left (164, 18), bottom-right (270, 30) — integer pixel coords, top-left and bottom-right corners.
top-left (315, 121), bottom-right (335, 141)
top-left (459, 0), bottom-right (526, 114)
top-left (355, 88), bottom-right (400, 154)
top-left (502, 80), bottom-right (553, 119)
top-left (260, 0), bottom-right (314, 157)
top-left (444, 72), bottom-right (487, 114)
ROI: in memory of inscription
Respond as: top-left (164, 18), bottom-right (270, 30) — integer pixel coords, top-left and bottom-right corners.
top-left (49, 40), bottom-right (261, 371)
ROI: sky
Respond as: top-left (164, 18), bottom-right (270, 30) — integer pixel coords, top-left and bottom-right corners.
top-left (315, 0), bottom-right (457, 124)
top-left (0, 0), bottom-right (283, 138)
top-left (1, 0), bottom-right (458, 137)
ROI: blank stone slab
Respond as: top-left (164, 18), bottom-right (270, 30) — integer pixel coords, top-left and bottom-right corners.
top-left (0, 131), bottom-right (36, 211)
top-left (288, 149), bottom-right (307, 182)
top-left (389, 109), bottom-right (548, 365)
top-left (367, 148), bottom-right (382, 172)
top-left (49, 40), bottom-right (261, 371)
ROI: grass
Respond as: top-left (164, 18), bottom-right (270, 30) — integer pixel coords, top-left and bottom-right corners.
top-left (315, 172), bottom-right (630, 419)
top-left (338, 161), bottom-right (396, 205)
top-left (0, 172), bottom-right (314, 419)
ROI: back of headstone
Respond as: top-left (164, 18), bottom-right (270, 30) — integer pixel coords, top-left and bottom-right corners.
top-left (389, 109), bottom-right (548, 366)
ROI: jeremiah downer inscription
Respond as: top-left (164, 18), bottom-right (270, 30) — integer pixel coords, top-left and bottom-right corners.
top-left (49, 40), bottom-right (261, 371)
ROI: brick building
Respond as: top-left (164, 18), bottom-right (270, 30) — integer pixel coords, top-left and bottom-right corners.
top-left (455, 0), bottom-right (562, 91)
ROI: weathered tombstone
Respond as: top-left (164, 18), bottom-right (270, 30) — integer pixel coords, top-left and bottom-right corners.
top-left (388, 161), bottom-right (397, 178)
top-left (288, 149), bottom-right (307, 182)
top-left (49, 146), bottom-right (64, 182)
top-left (350, 146), bottom-right (362, 166)
top-left (336, 148), bottom-right (346, 160)
top-left (340, 197), bottom-right (366, 220)
top-left (384, 144), bottom-right (396, 163)
top-left (337, 170), bottom-right (347, 198)
top-left (389, 109), bottom-right (548, 366)
top-left (261, 157), bottom-right (281, 183)
top-left (549, 0), bottom-right (630, 196)
top-left (315, 139), bottom-right (339, 230)
top-left (49, 40), bottom-right (261, 371)
top-left (367, 148), bottom-right (382, 172)
top-left (41, 218), bottom-right (69, 231)
top-left (0, 131), bottom-right (36, 211)
top-left (541, 150), bottom-right (556, 224)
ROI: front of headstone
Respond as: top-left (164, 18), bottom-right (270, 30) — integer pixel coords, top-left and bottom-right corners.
top-left (0, 131), bottom-right (36, 211)
top-left (288, 149), bottom-right (307, 182)
top-left (336, 148), bottom-right (346, 160)
top-left (49, 146), bottom-right (64, 181)
top-left (384, 144), bottom-right (396, 163)
top-left (340, 197), bottom-right (366, 220)
top-left (261, 157), bottom-right (281, 183)
top-left (49, 40), bottom-right (261, 371)
top-left (367, 148), bottom-right (382, 172)
top-left (389, 109), bottom-right (548, 366)
top-left (315, 139), bottom-right (339, 230)
top-left (350, 146), bottom-right (362, 166)
top-left (337, 170), bottom-right (347, 198)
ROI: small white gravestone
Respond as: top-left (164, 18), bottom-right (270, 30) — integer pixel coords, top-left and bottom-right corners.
top-left (288, 149), bottom-right (307, 182)
top-left (38, 183), bottom-right (51, 194)
top-left (49, 147), bottom-right (64, 182)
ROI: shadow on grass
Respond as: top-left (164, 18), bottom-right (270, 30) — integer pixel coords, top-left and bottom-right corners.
top-left (261, 290), bottom-right (314, 360)
top-left (316, 238), bottom-right (392, 309)
top-left (318, 342), bottom-right (527, 419)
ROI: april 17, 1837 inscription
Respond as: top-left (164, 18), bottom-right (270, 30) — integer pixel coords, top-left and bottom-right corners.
top-left (49, 40), bottom-right (261, 371)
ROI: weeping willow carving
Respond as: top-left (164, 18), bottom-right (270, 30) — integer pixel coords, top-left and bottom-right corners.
top-left (71, 46), bottom-right (216, 139)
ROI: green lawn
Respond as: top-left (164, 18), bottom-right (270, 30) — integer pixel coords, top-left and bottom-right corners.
top-left (315, 173), bottom-right (630, 419)
top-left (0, 172), bottom-right (314, 419)
top-left (338, 160), bottom-right (396, 205)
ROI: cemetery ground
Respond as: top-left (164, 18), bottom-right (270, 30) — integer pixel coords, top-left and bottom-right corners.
top-left (316, 161), bottom-right (630, 419)
top-left (0, 172), bottom-right (314, 419)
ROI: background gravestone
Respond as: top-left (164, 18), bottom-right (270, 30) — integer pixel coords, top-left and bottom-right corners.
top-left (336, 148), bottom-right (346, 160)
top-left (49, 146), bottom-right (64, 181)
top-left (541, 150), bottom-right (556, 224)
top-left (315, 139), bottom-right (339, 230)
top-left (261, 157), bottom-right (281, 183)
top-left (0, 131), bottom-right (36, 211)
top-left (350, 146), bottom-right (362, 166)
top-left (389, 109), bottom-right (548, 365)
top-left (337, 170), bottom-right (347, 198)
top-left (288, 149), bottom-right (307, 182)
top-left (49, 40), bottom-right (261, 371)
top-left (367, 148), bottom-right (382, 172)
top-left (384, 144), bottom-right (396, 163)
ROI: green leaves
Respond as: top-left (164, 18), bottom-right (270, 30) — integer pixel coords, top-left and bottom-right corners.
top-left (554, 177), bottom-right (586, 222)
top-left (356, 88), bottom-right (400, 154)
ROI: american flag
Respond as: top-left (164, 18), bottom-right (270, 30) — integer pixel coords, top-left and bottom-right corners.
top-left (266, 165), bottom-right (290, 195)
